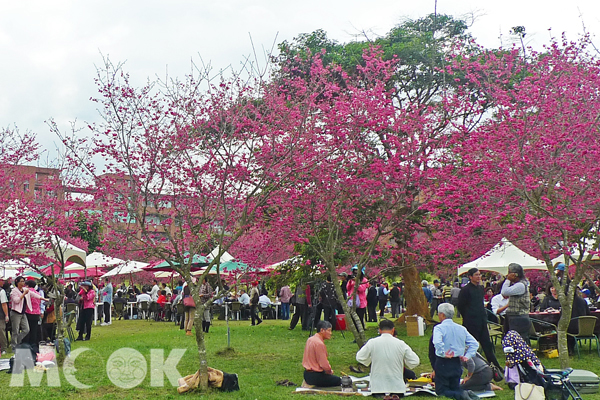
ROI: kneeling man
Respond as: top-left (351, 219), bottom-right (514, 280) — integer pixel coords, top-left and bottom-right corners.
top-left (431, 303), bottom-right (480, 400)
top-left (356, 319), bottom-right (420, 396)
top-left (302, 320), bottom-right (342, 387)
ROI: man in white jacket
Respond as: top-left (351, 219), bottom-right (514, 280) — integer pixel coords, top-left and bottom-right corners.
top-left (356, 319), bottom-right (420, 396)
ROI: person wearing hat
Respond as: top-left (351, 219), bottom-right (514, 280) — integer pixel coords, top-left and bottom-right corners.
top-left (76, 281), bottom-right (96, 341)
top-left (501, 263), bottom-right (532, 344)
top-left (581, 289), bottom-right (593, 306)
top-left (554, 262), bottom-right (571, 294)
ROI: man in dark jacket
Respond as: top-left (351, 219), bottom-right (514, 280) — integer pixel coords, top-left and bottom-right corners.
top-left (389, 283), bottom-right (401, 318)
top-left (457, 268), bottom-right (501, 369)
top-left (366, 282), bottom-right (378, 322)
top-left (319, 275), bottom-right (338, 328)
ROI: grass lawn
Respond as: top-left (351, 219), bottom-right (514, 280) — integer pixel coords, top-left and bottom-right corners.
top-left (1, 316), bottom-right (600, 399)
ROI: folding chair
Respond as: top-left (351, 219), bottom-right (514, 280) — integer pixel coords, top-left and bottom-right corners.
top-left (567, 316), bottom-right (600, 359)
top-left (139, 301), bottom-right (149, 320)
top-left (114, 302), bottom-right (124, 320)
top-left (64, 311), bottom-right (77, 343)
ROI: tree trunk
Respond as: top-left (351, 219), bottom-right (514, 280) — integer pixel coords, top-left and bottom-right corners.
top-left (556, 314), bottom-right (571, 369)
top-left (193, 303), bottom-right (209, 391)
top-left (329, 267), bottom-right (366, 347)
top-left (398, 266), bottom-right (430, 323)
top-left (49, 281), bottom-right (67, 365)
top-left (556, 292), bottom-right (574, 369)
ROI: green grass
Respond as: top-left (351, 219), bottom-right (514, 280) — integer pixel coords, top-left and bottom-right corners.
top-left (1, 316), bottom-right (600, 399)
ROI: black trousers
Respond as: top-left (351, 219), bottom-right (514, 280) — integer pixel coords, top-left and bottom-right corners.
top-left (289, 303), bottom-right (306, 330)
top-left (434, 357), bottom-right (463, 400)
top-left (42, 322), bottom-right (56, 342)
top-left (464, 320), bottom-right (501, 369)
top-left (104, 302), bottom-right (111, 323)
top-left (78, 308), bottom-right (94, 339)
top-left (23, 314), bottom-right (40, 346)
top-left (304, 370), bottom-right (341, 387)
top-left (367, 304), bottom-right (377, 322)
top-left (322, 306), bottom-right (336, 328)
top-left (378, 299), bottom-right (387, 317)
top-left (250, 304), bottom-right (262, 325)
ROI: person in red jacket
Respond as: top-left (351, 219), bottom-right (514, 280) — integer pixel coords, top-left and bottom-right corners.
top-left (156, 290), bottom-right (167, 321)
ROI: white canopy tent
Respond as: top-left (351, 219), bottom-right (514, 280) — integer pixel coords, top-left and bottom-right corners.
top-left (101, 260), bottom-right (149, 277)
top-left (0, 259), bottom-right (28, 279)
top-left (458, 238), bottom-right (548, 276)
top-left (265, 255), bottom-right (301, 271)
top-left (207, 247), bottom-right (235, 263)
top-left (86, 252), bottom-right (124, 268)
top-left (50, 237), bottom-right (87, 266)
top-left (0, 201), bottom-right (86, 266)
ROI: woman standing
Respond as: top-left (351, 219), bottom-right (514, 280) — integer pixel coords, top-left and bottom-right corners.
top-left (23, 280), bottom-right (49, 346)
top-left (182, 285), bottom-right (196, 336)
top-left (76, 281), bottom-right (96, 341)
top-left (501, 263), bottom-right (532, 345)
top-left (347, 270), bottom-right (368, 329)
top-left (199, 278), bottom-right (213, 333)
top-left (10, 276), bottom-right (39, 350)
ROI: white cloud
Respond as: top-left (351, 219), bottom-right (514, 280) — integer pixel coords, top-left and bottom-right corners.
top-left (1, 0), bottom-right (599, 159)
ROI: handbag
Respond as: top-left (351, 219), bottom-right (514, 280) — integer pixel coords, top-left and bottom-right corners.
top-left (347, 294), bottom-right (360, 308)
top-left (183, 296), bottom-right (196, 308)
top-left (491, 364), bottom-right (504, 382)
top-left (515, 382), bottom-right (545, 400)
top-left (505, 365), bottom-right (520, 384)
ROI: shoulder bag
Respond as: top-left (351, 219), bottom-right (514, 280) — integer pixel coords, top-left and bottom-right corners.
top-left (515, 382), bottom-right (545, 400)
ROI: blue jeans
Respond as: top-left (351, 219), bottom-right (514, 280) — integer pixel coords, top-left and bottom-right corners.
top-left (281, 302), bottom-right (290, 320)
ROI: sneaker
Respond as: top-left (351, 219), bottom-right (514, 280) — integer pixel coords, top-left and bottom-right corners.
top-left (100, 322), bottom-right (108, 326)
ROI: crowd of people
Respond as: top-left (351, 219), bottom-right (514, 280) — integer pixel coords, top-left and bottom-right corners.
top-left (1, 257), bottom-right (597, 400)
top-left (301, 261), bottom-right (598, 399)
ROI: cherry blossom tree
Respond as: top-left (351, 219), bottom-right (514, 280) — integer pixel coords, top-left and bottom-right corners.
top-left (0, 126), bottom-right (93, 362)
top-left (430, 37), bottom-right (600, 367)
top-left (56, 57), bottom-right (333, 390)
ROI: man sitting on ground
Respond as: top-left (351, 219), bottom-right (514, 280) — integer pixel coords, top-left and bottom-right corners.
top-left (356, 319), bottom-right (420, 397)
top-left (302, 320), bottom-right (341, 388)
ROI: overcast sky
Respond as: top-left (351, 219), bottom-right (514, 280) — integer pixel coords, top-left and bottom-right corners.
top-left (2, 1), bottom-right (599, 159)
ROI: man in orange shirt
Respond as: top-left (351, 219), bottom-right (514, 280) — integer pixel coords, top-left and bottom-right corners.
top-left (302, 320), bottom-right (341, 387)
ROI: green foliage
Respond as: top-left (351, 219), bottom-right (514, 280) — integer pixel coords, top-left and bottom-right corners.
top-left (71, 214), bottom-right (102, 253)
top-left (275, 14), bottom-right (476, 106)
